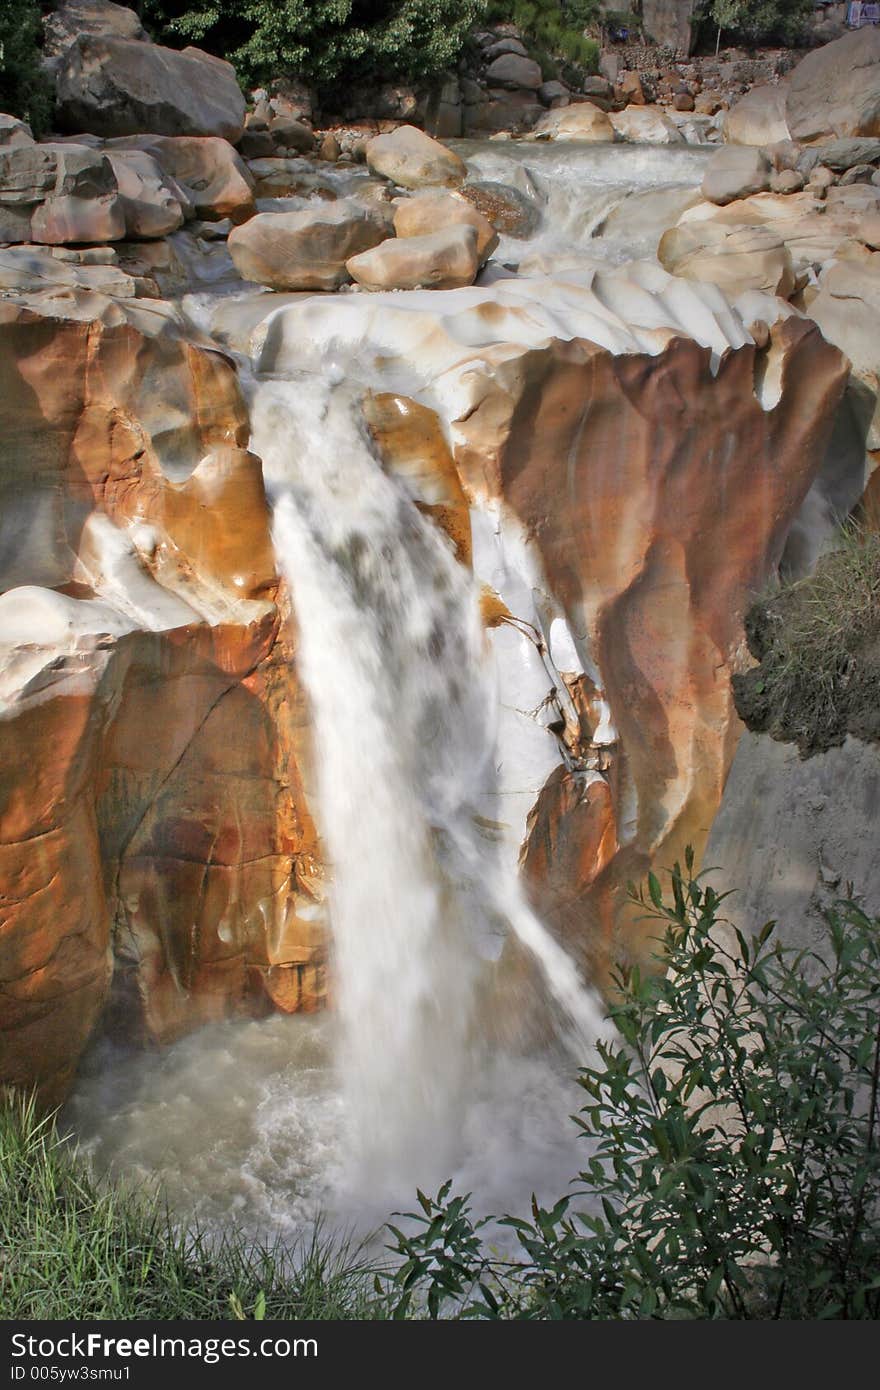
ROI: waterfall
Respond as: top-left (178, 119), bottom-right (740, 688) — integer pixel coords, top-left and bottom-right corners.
top-left (250, 374), bottom-right (604, 1203)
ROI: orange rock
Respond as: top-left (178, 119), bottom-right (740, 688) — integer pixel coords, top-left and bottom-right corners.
top-left (0, 293), bottom-right (322, 1101)
top-left (364, 392), bottom-right (472, 566)
top-left (453, 318), bottom-right (849, 972)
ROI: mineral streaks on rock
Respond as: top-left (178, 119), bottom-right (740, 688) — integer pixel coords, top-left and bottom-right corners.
top-left (255, 266), bottom-right (848, 973)
top-left (0, 293), bottom-right (321, 1101)
top-left (454, 313), bottom-right (848, 968)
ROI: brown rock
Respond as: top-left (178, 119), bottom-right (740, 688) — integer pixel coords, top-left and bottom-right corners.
top-left (618, 72), bottom-right (646, 106)
top-left (769, 168), bottom-right (805, 195)
top-left (787, 27), bottom-right (880, 143)
top-left (393, 189), bottom-right (499, 263)
top-left (0, 292), bottom-right (320, 1100)
top-left (533, 103), bottom-right (615, 142)
top-left (450, 319), bottom-right (848, 972)
top-left (228, 200), bottom-right (390, 290)
top-left (659, 219), bottom-right (796, 299)
top-left (364, 393), bottom-right (472, 565)
top-left (106, 135), bottom-right (255, 222)
top-left (346, 225), bottom-right (480, 291)
top-left (365, 124), bottom-right (466, 189)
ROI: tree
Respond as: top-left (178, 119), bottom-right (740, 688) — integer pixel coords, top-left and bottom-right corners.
top-left (143, 1), bottom-right (489, 89)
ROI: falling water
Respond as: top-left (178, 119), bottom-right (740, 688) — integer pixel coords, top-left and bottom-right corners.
top-left (251, 373), bottom-right (604, 1205)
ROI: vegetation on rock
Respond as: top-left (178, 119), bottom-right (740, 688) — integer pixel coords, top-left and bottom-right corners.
top-left (734, 524), bottom-right (880, 754)
top-left (485, 2), bottom-right (600, 75)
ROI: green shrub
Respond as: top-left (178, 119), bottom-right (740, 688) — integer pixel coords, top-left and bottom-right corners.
top-left (0, 1093), bottom-right (386, 1320)
top-left (143, 1), bottom-right (488, 90)
top-left (0, 0), bottom-right (53, 136)
top-left (389, 852), bottom-right (880, 1318)
top-left (486, 2), bottom-right (599, 76)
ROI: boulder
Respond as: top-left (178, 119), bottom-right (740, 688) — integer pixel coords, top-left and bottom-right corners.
top-left (483, 38), bottom-right (529, 60)
top-left (393, 189), bottom-right (499, 263)
top-left (106, 135), bottom-right (255, 222)
top-left (459, 180), bottom-right (541, 238)
top-left (365, 124), bottom-right (466, 189)
top-left (268, 116), bottom-right (316, 154)
top-left (105, 149), bottom-right (187, 238)
top-left (43, 0), bottom-right (146, 59)
top-left (0, 115), bottom-right (34, 148)
top-left (0, 142), bottom-right (125, 245)
top-left (819, 138), bottom-right (880, 171)
top-left (786, 27), bottom-right (880, 143)
top-left (723, 84), bottom-right (791, 145)
top-left (859, 209), bottom-right (880, 248)
top-left (53, 36), bottom-right (247, 142)
top-left (538, 81), bottom-right (570, 109)
top-left (659, 220), bottom-right (796, 299)
top-left (769, 168), bottom-right (805, 195)
top-left (227, 200), bottom-right (390, 290)
top-left (346, 225), bottom-right (481, 290)
top-left (702, 146), bottom-right (772, 204)
top-left (609, 106), bottom-right (685, 145)
top-left (618, 72), bottom-right (646, 105)
top-left (484, 54), bottom-right (543, 92)
top-left (533, 103), bottom-right (616, 142)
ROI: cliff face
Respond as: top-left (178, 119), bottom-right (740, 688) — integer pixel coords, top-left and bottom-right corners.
top-left (451, 314), bottom-right (849, 971)
top-left (0, 291), bottom-right (322, 1104)
top-left (0, 260), bottom-right (850, 1100)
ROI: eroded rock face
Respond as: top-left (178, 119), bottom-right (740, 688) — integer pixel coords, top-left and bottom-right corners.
top-left (106, 136), bottom-right (255, 223)
top-left (658, 220), bottom-right (795, 299)
top-left (252, 265), bottom-right (849, 976)
top-left (0, 290), bottom-right (321, 1103)
top-left (0, 143), bottom-right (125, 246)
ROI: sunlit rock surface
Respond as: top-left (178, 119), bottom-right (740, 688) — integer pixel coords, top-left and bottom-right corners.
top-left (0, 288), bottom-right (321, 1103)
top-left (250, 263), bottom-right (848, 976)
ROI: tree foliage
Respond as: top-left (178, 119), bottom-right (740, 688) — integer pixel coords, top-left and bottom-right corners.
top-left (695, 0), bottom-right (814, 46)
top-left (144, 1), bottom-right (489, 89)
top-left (0, 0), bottom-right (53, 135)
top-left (389, 853), bottom-right (880, 1319)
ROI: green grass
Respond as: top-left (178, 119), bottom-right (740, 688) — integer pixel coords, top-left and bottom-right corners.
top-left (0, 1093), bottom-right (387, 1321)
top-left (734, 524), bottom-right (880, 754)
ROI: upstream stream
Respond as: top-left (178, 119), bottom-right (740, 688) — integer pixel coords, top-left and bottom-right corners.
top-left (65, 140), bottom-right (715, 1244)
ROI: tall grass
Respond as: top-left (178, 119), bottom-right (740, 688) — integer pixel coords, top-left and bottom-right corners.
top-left (734, 523), bottom-right (880, 754)
top-left (0, 1093), bottom-right (387, 1321)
